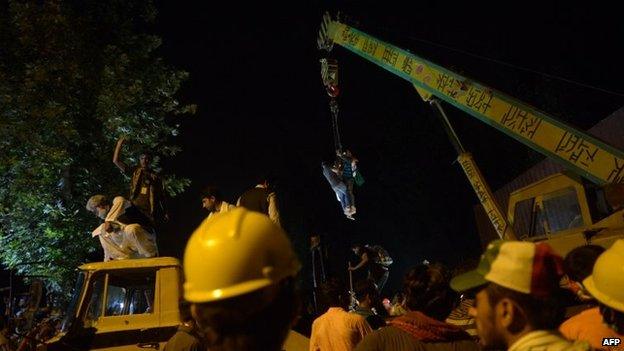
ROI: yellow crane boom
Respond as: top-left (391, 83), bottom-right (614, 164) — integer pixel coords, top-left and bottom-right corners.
top-left (323, 18), bottom-right (624, 186)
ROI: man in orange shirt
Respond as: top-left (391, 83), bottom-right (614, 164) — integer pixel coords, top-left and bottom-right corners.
top-left (560, 307), bottom-right (622, 350)
top-left (560, 240), bottom-right (624, 350)
top-left (310, 278), bottom-right (372, 351)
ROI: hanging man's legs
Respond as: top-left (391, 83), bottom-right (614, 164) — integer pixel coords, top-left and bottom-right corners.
top-left (332, 182), bottom-right (351, 214)
top-left (322, 162), bottom-right (352, 217)
top-left (345, 178), bottom-right (356, 215)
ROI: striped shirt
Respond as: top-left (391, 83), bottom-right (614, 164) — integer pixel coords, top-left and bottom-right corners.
top-left (445, 298), bottom-right (478, 340)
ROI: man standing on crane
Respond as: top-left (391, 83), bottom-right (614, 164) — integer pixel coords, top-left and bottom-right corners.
top-left (86, 195), bottom-right (158, 261)
top-left (237, 175), bottom-right (281, 226)
top-left (113, 137), bottom-right (168, 229)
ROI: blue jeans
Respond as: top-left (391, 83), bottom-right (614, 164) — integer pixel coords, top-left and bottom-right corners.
top-left (332, 182), bottom-right (351, 212)
top-left (345, 178), bottom-right (355, 208)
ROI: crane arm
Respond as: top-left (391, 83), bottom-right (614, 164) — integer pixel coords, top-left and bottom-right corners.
top-left (324, 19), bottom-right (624, 185)
top-left (428, 98), bottom-right (516, 239)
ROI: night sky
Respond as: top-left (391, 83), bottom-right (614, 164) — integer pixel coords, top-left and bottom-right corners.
top-left (151, 1), bottom-right (624, 294)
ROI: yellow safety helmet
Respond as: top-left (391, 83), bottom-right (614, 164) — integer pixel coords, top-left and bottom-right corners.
top-left (584, 239), bottom-right (624, 312)
top-left (183, 208), bottom-right (301, 303)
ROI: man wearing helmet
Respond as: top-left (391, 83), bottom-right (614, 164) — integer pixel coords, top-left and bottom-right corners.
top-left (450, 240), bottom-right (590, 351)
top-left (113, 137), bottom-right (168, 227)
top-left (183, 208), bottom-right (302, 351)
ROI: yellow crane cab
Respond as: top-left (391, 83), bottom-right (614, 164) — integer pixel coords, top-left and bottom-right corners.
top-left (41, 257), bottom-right (182, 351)
top-left (507, 172), bottom-right (624, 256)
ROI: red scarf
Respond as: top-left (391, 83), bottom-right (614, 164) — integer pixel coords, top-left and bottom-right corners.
top-left (389, 311), bottom-right (471, 342)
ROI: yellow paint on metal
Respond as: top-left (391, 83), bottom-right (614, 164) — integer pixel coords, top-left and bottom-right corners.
top-left (79, 256), bottom-right (181, 271)
top-left (329, 21), bottom-right (624, 185)
top-left (414, 86), bottom-right (432, 101)
top-left (458, 153), bottom-right (516, 240)
top-left (507, 173), bottom-right (592, 231)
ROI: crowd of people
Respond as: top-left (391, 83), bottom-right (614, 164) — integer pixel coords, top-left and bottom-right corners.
top-left (3, 210), bottom-right (624, 351)
top-left (0, 298), bottom-right (62, 351)
top-left (169, 208), bottom-right (624, 351)
top-left (304, 239), bottom-right (624, 351)
top-left (3, 137), bottom-right (624, 351)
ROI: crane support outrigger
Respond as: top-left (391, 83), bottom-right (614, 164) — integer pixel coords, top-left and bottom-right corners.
top-left (427, 97), bottom-right (516, 239)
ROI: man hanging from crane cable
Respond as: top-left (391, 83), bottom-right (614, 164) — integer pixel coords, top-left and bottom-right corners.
top-left (315, 11), bottom-right (624, 255)
top-left (318, 12), bottom-right (364, 220)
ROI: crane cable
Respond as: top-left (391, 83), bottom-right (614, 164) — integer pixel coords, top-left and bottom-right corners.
top-left (319, 12), bottom-right (343, 152)
top-left (329, 97), bottom-right (342, 152)
top-left (320, 57), bottom-right (342, 153)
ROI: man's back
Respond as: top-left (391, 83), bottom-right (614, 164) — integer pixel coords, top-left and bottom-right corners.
top-left (560, 307), bottom-right (624, 350)
top-left (105, 196), bottom-right (154, 231)
top-left (121, 224), bottom-right (158, 258)
top-left (355, 311), bottom-right (478, 351)
top-left (207, 201), bottom-right (235, 220)
top-left (355, 326), bottom-right (478, 351)
top-left (352, 308), bottom-right (386, 330)
top-left (163, 324), bottom-right (202, 351)
top-left (310, 307), bottom-right (372, 351)
top-left (238, 185), bottom-right (281, 226)
top-left (362, 247), bottom-right (387, 277)
top-left (445, 298), bottom-right (477, 340)
top-left (238, 187), bottom-right (270, 214)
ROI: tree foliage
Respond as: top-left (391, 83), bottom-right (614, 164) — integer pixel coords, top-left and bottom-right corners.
top-left (0, 0), bottom-right (194, 293)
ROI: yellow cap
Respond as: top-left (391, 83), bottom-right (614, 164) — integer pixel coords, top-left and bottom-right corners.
top-left (584, 239), bottom-right (624, 312)
top-left (183, 208), bottom-right (300, 303)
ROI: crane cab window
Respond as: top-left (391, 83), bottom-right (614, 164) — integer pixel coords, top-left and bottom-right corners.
top-left (585, 182), bottom-right (619, 222)
top-left (541, 187), bottom-right (583, 233)
top-left (512, 198), bottom-right (540, 239)
top-left (512, 186), bottom-right (584, 238)
top-left (84, 276), bottom-right (105, 327)
top-left (82, 269), bottom-right (156, 327)
top-left (104, 271), bottom-right (155, 316)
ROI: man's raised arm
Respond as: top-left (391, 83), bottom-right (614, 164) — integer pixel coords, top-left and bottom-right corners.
top-left (113, 137), bottom-right (128, 173)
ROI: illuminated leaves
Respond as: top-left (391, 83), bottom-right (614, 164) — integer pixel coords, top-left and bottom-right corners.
top-left (0, 0), bottom-right (193, 296)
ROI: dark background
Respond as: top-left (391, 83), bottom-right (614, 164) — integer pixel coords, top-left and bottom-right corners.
top-left (153, 1), bottom-right (624, 296)
top-left (5, 1), bottom-right (622, 301)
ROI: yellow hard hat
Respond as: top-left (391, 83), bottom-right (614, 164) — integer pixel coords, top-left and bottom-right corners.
top-left (183, 208), bottom-right (301, 303)
top-left (584, 239), bottom-right (624, 312)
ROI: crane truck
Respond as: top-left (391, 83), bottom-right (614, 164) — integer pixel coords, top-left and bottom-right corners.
top-left (34, 257), bottom-right (308, 351)
top-left (318, 13), bottom-right (624, 255)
